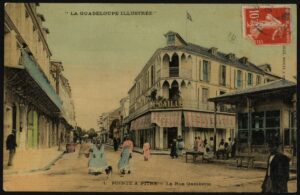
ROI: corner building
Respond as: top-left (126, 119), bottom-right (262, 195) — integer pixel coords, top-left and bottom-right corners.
top-left (124, 31), bottom-right (281, 150)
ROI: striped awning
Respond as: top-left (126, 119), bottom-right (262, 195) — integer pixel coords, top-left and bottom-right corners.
top-left (151, 111), bottom-right (181, 128)
top-left (184, 111), bottom-right (235, 129)
top-left (130, 113), bottom-right (151, 130)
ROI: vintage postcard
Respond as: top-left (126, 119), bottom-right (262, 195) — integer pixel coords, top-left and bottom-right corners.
top-left (2, 2), bottom-right (297, 193)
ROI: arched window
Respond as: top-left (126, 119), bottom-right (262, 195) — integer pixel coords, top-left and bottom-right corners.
top-left (170, 53), bottom-right (179, 77)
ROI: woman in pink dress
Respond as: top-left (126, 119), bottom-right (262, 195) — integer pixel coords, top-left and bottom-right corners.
top-left (143, 140), bottom-right (151, 161)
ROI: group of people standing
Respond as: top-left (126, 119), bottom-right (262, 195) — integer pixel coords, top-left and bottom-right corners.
top-left (216, 137), bottom-right (236, 159)
top-left (192, 136), bottom-right (237, 160)
top-left (193, 136), bottom-right (214, 160)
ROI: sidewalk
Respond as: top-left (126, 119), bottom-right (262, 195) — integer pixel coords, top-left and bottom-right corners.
top-left (3, 147), bottom-right (66, 175)
top-left (105, 143), bottom-right (297, 175)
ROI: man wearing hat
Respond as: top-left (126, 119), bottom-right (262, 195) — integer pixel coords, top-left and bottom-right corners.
top-left (262, 139), bottom-right (290, 193)
top-left (6, 129), bottom-right (17, 166)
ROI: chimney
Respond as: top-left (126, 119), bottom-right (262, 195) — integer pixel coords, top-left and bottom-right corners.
top-left (239, 57), bottom-right (248, 64)
top-left (209, 47), bottom-right (218, 55)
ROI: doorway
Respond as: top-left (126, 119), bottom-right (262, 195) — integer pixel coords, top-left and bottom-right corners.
top-left (167, 127), bottom-right (178, 148)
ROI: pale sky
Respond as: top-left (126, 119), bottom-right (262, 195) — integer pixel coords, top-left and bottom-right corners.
top-left (37, 4), bottom-right (297, 130)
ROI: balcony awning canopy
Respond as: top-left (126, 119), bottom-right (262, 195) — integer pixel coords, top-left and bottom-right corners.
top-left (208, 79), bottom-right (296, 104)
top-left (151, 111), bottom-right (181, 128)
top-left (184, 111), bottom-right (235, 129)
top-left (130, 111), bottom-right (182, 130)
top-left (21, 49), bottom-right (63, 110)
top-left (5, 49), bottom-right (62, 116)
top-left (130, 113), bottom-right (151, 130)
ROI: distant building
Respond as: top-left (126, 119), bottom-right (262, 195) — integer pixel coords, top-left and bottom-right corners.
top-left (124, 31), bottom-right (281, 150)
top-left (98, 97), bottom-right (130, 144)
top-left (209, 79), bottom-right (297, 162)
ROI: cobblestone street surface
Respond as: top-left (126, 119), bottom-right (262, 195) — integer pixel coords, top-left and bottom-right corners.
top-left (3, 144), bottom-right (297, 192)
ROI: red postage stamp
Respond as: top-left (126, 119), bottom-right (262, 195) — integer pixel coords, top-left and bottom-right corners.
top-left (243, 5), bottom-right (291, 45)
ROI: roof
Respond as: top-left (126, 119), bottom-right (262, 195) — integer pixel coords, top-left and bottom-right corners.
top-left (209, 79), bottom-right (296, 102)
top-left (161, 42), bottom-right (265, 74)
top-left (258, 64), bottom-right (271, 71)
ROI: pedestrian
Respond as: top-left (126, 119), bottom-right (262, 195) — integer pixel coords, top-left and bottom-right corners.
top-left (203, 143), bottom-right (214, 162)
top-left (6, 129), bottom-right (17, 166)
top-left (261, 140), bottom-right (290, 193)
top-left (118, 136), bottom-right (134, 175)
top-left (227, 137), bottom-right (232, 157)
top-left (203, 138), bottom-right (207, 147)
top-left (113, 137), bottom-right (118, 151)
top-left (198, 136), bottom-right (205, 153)
top-left (170, 138), bottom-right (178, 159)
top-left (193, 137), bottom-right (199, 151)
top-left (176, 135), bottom-right (184, 156)
top-left (209, 137), bottom-right (214, 148)
top-left (117, 137), bottom-right (121, 148)
top-left (87, 140), bottom-right (112, 176)
top-left (143, 140), bottom-right (151, 161)
top-left (231, 138), bottom-right (236, 158)
top-left (217, 139), bottom-right (226, 159)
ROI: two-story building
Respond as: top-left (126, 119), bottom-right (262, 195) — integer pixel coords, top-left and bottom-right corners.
top-left (124, 31), bottom-right (281, 150)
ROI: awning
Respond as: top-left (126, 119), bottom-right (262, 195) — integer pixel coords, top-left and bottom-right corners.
top-left (130, 113), bottom-right (151, 130)
top-left (21, 49), bottom-right (63, 110)
top-left (151, 111), bottom-right (181, 128)
top-left (184, 111), bottom-right (235, 129)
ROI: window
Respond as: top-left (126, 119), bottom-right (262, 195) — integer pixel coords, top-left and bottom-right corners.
top-left (202, 60), bottom-right (210, 82)
top-left (238, 113), bottom-right (248, 129)
top-left (256, 75), bottom-right (261, 85)
top-left (266, 110), bottom-right (280, 128)
top-left (266, 129), bottom-right (280, 144)
top-left (220, 91), bottom-right (226, 95)
top-left (219, 65), bottom-right (226, 86)
top-left (237, 70), bottom-right (243, 88)
top-left (238, 113), bottom-right (248, 143)
top-left (251, 112), bottom-right (264, 145)
top-left (284, 128), bottom-right (290, 146)
top-left (252, 129), bottom-right (265, 145)
top-left (167, 35), bottom-right (175, 45)
top-left (150, 66), bottom-right (154, 85)
top-left (252, 112), bottom-right (264, 129)
top-left (265, 110), bottom-right (280, 144)
top-left (202, 88), bottom-right (209, 103)
top-left (248, 73), bottom-right (253, 86)
top-left (199, 61), bottom-right (201, 81)
top-left (239, 131), bottom-right (248, 143)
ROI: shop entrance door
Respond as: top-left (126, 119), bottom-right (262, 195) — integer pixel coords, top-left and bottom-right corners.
top-left (167, 127), bottom-right (177, 148)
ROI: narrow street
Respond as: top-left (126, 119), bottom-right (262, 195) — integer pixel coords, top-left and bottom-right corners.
top-left (3, 144), bottom-right (297, 192)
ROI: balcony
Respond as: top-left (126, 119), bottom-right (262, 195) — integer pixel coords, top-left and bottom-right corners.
top-left (169, 67), bottom-right (179, 77)
top-left (128, 98), bottom-right (235, 119)
top-left (150, 99), bottom-right (182, 109)
top-left (22, 49), bottom-right (62, 110)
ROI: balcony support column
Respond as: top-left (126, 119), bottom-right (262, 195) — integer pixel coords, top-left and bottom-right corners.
top-left (213, 102), bottom-right (217, 154)
top-left (177, 125), bottom-right (182, 137)
top-left (154, 126), bottom-right (164, 150)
